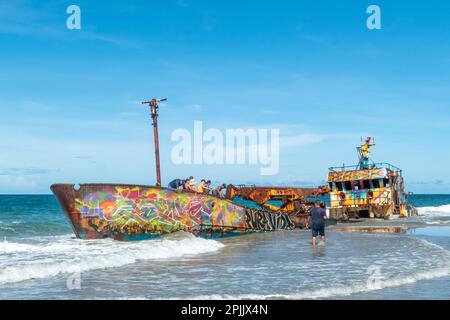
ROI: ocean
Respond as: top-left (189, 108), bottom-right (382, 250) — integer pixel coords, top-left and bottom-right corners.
top-left (0, 194), bottom-right (449, 300)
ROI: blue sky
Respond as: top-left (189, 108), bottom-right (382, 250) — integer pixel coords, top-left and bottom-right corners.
top-left (1, 0), bottom-right (450, 194)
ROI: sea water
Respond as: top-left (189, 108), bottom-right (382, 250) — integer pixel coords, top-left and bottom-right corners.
top-left (0, 195), bottom-right (449, 300)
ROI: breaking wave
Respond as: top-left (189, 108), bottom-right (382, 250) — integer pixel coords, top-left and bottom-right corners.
top-left (418, 204), bottom-right (450, 216)
top-left (415, 204), bottom-right (450, 226)
top-left (0, 232), bottom-right (224, 285)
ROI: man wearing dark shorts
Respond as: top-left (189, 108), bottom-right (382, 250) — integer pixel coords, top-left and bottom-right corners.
top-left (310, 200), bottom-right (327, 246)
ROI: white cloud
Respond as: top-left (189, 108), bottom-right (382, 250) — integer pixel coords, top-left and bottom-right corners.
top-left (0, 175), bottom-right (38, 194)
top-left (280, 133), bottom-right (326, 147)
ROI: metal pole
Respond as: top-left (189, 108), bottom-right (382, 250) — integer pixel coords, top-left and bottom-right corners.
top-left (151, 102), bottom-right (161, 186)
top-left (142, 98), bottom-right (166, 187)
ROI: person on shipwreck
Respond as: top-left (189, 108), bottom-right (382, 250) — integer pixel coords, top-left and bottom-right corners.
top-left (197, 179), bottom-right (207, 193)
top-left (168, 178), bottom-right (185, 189)
top-left (168, 176), bottom-right (195, 190)
top-left (169, 176), bottom-right (227, 198)
top-left (184, 177), bottom-right (196, 191)
top-left (213, 184), bottom-right (227, 198)
top-left (204, 180), bottom-right (212, 194)
top-left (360, 137), bottom-right (374, 169)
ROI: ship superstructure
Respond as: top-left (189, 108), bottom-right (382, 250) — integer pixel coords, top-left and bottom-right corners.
top-left (327, 137), bottom-right (417, 220)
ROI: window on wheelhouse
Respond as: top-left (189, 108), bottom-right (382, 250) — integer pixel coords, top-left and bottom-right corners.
top-left (372, 179), bottom-right (381, 189)
top-left (336, 182), bottom-right (343, 191)
top-left (363, 180), bottom-right (372, 189)
top-left (344, 181), bottom-right (353, 191)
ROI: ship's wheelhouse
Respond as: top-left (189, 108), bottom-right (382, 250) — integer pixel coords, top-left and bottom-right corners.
top-left (328, 166), bottom-right (395, 205)
top-left (326, 138), bottom-right (417, 219)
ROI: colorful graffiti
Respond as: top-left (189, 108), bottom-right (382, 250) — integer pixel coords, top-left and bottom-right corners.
top-left (245, 208), bottom-right (295, 231)
top-left (328, 168), bottom-right (388, 182)
top-left (73, 186), bottom-right (246, 237)
top-left (51, 184), bottom-right (295, 240)
top-left (329, 188), bottom-right (391, 208)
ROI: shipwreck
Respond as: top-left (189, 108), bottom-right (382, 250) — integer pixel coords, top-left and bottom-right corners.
top-left (51, 182), bottom-right (298, 240)
top-left (327, 137), bottom-right (417, 220)
top-left (51, 98), bottom-right (319, 240)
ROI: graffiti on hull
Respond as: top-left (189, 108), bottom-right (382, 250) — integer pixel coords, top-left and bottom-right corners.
top-left (245, 208), bottom-right (295, 231)
top-left (55, 185), bottom-right (295, 239)
top-left (73, 186), bottom-right (246, 237)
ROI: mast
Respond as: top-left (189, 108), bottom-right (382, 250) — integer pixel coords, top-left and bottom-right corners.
top-left (142, 98), bottom-right (167, 186)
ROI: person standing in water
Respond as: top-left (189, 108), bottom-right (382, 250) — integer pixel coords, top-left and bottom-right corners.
top-left (310, 200), bottom-right (327, 246)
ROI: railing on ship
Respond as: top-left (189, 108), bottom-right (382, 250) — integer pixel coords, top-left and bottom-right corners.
top-left (328, 162), bottom-right (402, 174)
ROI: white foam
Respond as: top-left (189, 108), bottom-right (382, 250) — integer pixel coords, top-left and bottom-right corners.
top-left (413, 237), bottom-right (450, 254)
top-left (418, 204), bottom-right (450, 216)
top-left (425, 221), bottom-right (447, 225)
top-left (0, 241), bottom-right (38, 253)
top-left (172, 266), bottom-right (450, 300)
top-left (0, 226), bottom-right (15, 232)
top-left (0, 232), bottom-right (224, 285)
top-left (167, 238), bottom-right (450, 300)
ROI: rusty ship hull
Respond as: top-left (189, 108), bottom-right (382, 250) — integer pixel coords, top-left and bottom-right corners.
top-left (51, 183), bottom-right (295, 241)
